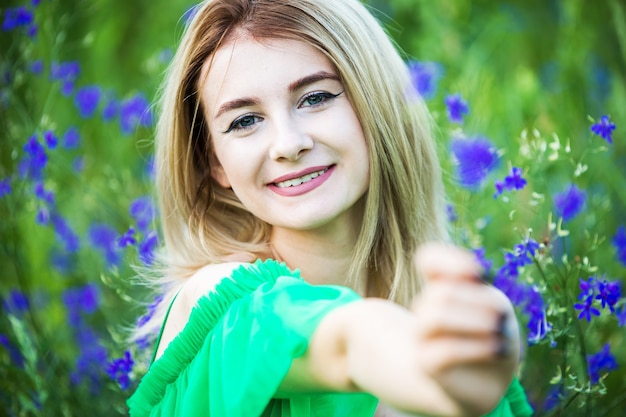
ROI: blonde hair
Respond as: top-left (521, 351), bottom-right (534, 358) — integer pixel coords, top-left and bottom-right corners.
top-left (140, 0), bottom-right (448, 338)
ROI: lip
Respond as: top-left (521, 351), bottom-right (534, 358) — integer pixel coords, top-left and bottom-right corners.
top-left (268, 165), bottom-right (335, 197)
top-left (269, 165), bottom-right (332, 184)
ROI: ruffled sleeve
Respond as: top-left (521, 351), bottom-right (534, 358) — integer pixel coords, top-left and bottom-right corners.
top-left (127, 259), bottom-right (364, 417)
top-left (484, 377), bottom-right (534, 417)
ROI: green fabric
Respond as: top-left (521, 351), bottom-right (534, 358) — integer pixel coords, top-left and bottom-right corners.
top-left (127, 259), bottom-right (533, 417)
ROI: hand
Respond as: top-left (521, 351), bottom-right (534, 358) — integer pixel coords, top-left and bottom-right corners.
top-left (410, 243), bottom-right (520, 416)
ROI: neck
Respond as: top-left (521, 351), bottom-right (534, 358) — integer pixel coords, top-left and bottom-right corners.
top-left (269, 222), bottom-right (367, 293)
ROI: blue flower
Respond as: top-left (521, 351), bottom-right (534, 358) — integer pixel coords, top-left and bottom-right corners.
top-left (118, 227), bottom-right (136, 248)
top-left (450, 136), bottom-right (499, 189)
top-left (617, 306), bottom-right (626, 327)
top-left (574, 295), bottom-right (601, 322)
top-left (590, 115), bottom-right (616, 144)
top-left (36, 207), bottom-right (50, 225)
top-left (612, 225), bottom-right (626, 266)
top-left (444, 93), bottom-right (469, 124)
top-left (73, 156), bottom-right (84, 173)
top-left (30, 59), bottom-right (44, 75)
top-left (63, 284), bottom-right (100, 325)
top-left (0, 334), bottom-right (24, 368)
top-left (62, 126), bottom-right (80, 149)
top-left (136, 294), bottom-right (164, 328)
top-left (34, 182), bottom-right (55, 205)
top-left (2, 289), bottom-right (30, 315)
top-left (494, 167), bottom-right (527, 198)
top-left (102, 96), bottom-right (119, 121)
top-left (50, 61), bottom-right (80, 96)
top-left (472, 247), bottom-right (493, 274)
top-left (138, 231), bottom-right (158, 266)
top-left (88, 224), bottom-right (121, 267)
top-left (43, 130), bottom-right (58, 149)
top-left (52, 214), bottom-right (80, 253)
top-left (553, 184), bottom-right (586, 221)
top-left (595, 277), bottom-right (620, 313)
top-left (2, 6), bottom-right (33, 31)
top-left (120, 93), bottom-right (153, 134)
top-left (75, 85), bottom-right (102, 118)
top-left (587, 344), bottom-right (618, 384)
top-left (69, 326), bottom-right (108, 393)
top-left (407, 61), bottom-right (443, 99)
top-left (106, 350), bottom-right (135, 390)
top-left (19, 134), bottom-right (47, 180)
top-left (0, 177), bottom-right (11, 198)
top-left (130, 196), bottom-right (156, 231)
top-left (446, 204), bottom-right (457, 222)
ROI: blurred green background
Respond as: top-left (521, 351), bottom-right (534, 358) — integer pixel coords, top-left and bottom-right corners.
top-left (1, 0), bottom-right (625, 415)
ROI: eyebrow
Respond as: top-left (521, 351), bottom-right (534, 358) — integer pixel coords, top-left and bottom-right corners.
top-left (214, 70), bottom-right (341, 120)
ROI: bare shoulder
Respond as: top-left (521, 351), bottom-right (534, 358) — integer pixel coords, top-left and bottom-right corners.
top-left (154, 261), bottom-right (245, 360)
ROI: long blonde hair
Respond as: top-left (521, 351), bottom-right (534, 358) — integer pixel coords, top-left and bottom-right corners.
top-left (140, 0), bottom-right (448, 338)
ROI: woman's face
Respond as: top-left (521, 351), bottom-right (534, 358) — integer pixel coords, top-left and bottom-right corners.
top-left (201, 37), bottom-right (369, 232)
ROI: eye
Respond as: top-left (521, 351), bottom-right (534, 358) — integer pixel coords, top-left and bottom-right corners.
top-left (299, 91), bottom-right (343, 108)
top-left (223, 114), bottom-right (262, 133)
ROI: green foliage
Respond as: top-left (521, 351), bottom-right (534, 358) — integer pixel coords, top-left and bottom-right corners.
top-left (1, 0), bottom-right (625, 416)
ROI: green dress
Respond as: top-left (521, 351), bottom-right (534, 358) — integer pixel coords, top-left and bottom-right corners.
top-left (127, 259), bottom-right (533, 417)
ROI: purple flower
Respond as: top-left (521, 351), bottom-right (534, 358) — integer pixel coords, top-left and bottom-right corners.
top-left (0, 177), bottom-right (11, 198)
top-left (2, 6), bottom-right (33, 31)
top-left (43, 130), bottom-right (58, 149)
top-left (574, 295), bottom-right (601, 322)
top-left (102, 96), bottom-right (119, 121)
top-left (446, 204), bottom-right (457, 222)
top-left (554, 184), bottom-right (586, 221)
top-left (36, 207), bottom-right (50, 225)
top-left (120, 93), bottom-right (153, 134)
top-left (50, 61), bottom-right (80, 96)
top-left (75, 85), bottom-right (102, 118)
top-left (63, 126), bottom-right (80, 149)
top-left (590, 115), bottom-right (616, 144)
top-left (52, 214), bottom-right (80, 253)
top-left (118, 227), bottom-right (136, 248)
top-left (494, 167), bottom-right (527, 198)
top-left (130, 196), bottom-right (156, 231)
top-left (407, 61), bottom-right (443, 99)
top-left (19, 135), bottom-right (47, 180)
top-left (34, 182), bottom-right (55, 205)
top-left (595, 278), bottom-right (620, 313)
top-left (612, 225), bottom-right (626, 266)
top-left (2, 289), bottom-right (30, 315)
top-left (138, 231), bottom-right (158, 266)
top-left (70, 326), bottom-right (108, 393)
top-left (0, 334), bottom-right (24, 368)
top-left (587, 344), bottom-right (618, 384)
top-left (450, 136), bottom-right (499, 189)
top-left (73, 156), bottom-right (84, 173)
top-left (136, 294), bottom-right (163, 328)
top-left (444, 93), bottom-right (469, 124)
top-left (88, 224), bottom-right (121, 267)
top-left (106, 350), bottom-right (135, 390)
top-left (30, 60), bottom-right (44, 75)
top-left (617, 306), bottom-right (626, 327)
top-left (63, 283), bottom-right (100, 320)
top-left (473, 247), bottom-right (493, 274)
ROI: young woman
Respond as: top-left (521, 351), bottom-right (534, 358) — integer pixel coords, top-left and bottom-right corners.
top-left (127, 0), bottom-right (533, 416)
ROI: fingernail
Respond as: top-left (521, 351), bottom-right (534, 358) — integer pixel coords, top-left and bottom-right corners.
top-left (497, 312), bottom-right (510, 338)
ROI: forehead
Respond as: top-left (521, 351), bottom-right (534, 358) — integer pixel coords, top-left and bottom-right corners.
top-left (200, 37), bottom-right (337, 111)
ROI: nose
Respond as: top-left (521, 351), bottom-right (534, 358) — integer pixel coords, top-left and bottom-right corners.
top-left (268, 116), bottom-right (314, 162)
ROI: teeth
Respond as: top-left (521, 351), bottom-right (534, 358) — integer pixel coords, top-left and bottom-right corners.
top-left (276, 169), bottom-right (327, 188)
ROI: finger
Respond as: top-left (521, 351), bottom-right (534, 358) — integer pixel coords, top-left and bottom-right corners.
top-left (419, 336), bottom-right (507, 374)
top-left (414, 299), bottom-right (507, 339)
top-left (413, 242), bottom-right (483, 285)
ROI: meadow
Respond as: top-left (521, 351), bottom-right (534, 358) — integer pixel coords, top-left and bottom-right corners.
top-left (1, 0), bottom-right (625, 415)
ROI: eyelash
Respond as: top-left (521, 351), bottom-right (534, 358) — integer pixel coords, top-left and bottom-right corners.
top-left (223, 91), bottom-right (344, 134)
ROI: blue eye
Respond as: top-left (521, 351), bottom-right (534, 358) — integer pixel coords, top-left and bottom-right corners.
top-left (224, 114), bottom-right (262, 133)
top-left (300, 91), bottom-right (343, 108)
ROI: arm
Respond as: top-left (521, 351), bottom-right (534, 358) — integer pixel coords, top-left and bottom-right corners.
top-left (280, 244), bottom-right (520, 417)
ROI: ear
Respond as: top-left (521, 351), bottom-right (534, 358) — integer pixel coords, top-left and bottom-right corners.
top-left (209, 154), bottom-right (231, 188)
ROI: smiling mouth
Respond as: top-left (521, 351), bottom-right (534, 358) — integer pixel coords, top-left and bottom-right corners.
top-left (274, 168), bottom-right (330, 188)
